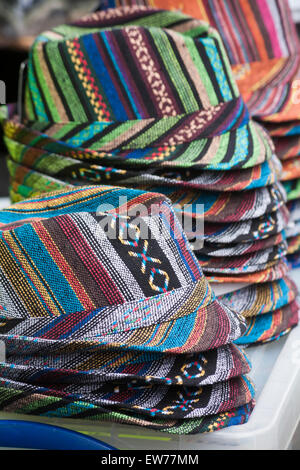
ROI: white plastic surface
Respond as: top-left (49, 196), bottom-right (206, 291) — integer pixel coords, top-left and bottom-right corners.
top-left (0, 196), bottom-right (299, 449)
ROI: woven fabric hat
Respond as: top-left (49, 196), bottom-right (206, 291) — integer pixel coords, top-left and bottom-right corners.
top-left (4, 156), bottom-right (281, 204)
top-left (5, 157), bottom-right (287, 222)
top-left (0, 374), bottom-right (255, 420)
top-left (206, 258), bottom-right (289, 284)
top-left (0, 186), bottom-right (246, 355)
top-left (102, 1), bottom-right (300, 121)
top-left (0, 7), bottom-right (274, 183)
top-left (199, 232), bottom-right (286, 257)
top-left (200, 205), bottom-right (290, 244)
top-left (5, 134), bottom-right (281, 193)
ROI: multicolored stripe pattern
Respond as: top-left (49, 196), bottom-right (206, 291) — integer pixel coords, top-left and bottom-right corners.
top-left (0, 186), bottom-right (246, 353)
top-left (199, 232), bottom-right (286, 257)
top-left (198, 242), bottom-right (288, 274)
top-left (1, 343), bottom-right (251, 388)
top-left (96, 2), bottom-right (300, 120)
top-left (219, 275), bottom-right (298, 317)
top-left (0, 387), bottom-right (255, 435)
top-left (97, 1), bottom-right (298, 64)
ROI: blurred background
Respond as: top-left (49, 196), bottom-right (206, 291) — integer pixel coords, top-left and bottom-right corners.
top-left (0, 0), bottom-right (300, 197)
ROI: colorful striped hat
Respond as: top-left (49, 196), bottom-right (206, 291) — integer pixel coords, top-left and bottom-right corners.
top-left (98, 1), bottom-right (300, 121)
top-left (0, 6), bottom-right (274, 192)
top-left (0, 186), bottom-right (247, 355)
top-left (0, 383), bottom-right (255, 434)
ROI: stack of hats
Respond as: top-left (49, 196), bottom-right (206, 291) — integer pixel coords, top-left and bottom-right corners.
top-left (0, 5), bottom-right (298, 350)
top-left (111, 0), bottom-right (300, 270)
top-left (0, 185), bottom-right (255, 434)
top-left (95, 3), bottom-right (300, 342)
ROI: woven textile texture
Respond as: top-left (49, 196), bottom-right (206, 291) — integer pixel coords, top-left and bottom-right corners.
top-left (234, 299), bottom-right (299, 346)
top-left (218, 276), bottom-right (298, 317)
top-left (198, 242), bottom-right (288, 274)
top-left (199, 232), bottom-right (286, 257)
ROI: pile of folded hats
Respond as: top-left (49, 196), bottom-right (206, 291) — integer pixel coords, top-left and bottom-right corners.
top-left (117, 0), bottom-right (300, 270)
top-left (0, 5), bottom-right (298, 349)
top-left (0, 185), bottom-right (255, 434)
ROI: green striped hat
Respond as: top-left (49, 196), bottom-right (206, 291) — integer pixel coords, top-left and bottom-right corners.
top-left (1, 6), bottom-right (274, 182)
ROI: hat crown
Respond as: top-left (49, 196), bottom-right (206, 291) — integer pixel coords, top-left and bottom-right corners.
top-left (24, 7), bottom-right (240, 123)
top-left (0, 186), bottom-right (209, 319)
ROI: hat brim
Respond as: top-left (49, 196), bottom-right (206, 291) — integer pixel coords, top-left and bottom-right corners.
top-left (198, 205), bottom-right (290, 244)
top-left (198, 243), bottom-right (287, 274)
top-left (0, 279), bottom-right (246, 355)
top-left (5, 138), bottom-right (281, 192)
top-left (219, 275), bottom-right (298, 318)
top-left (0, 381), bottom-right (255, 434)
top-left (198, 232), bottom-right (286, 257)
top-left (0, 343), bottom-right (251, 387)
top-left (234, 299), bottom-right (299, 346)
top-left (7, 158), bottom-right (287, 223)
top-left (0, 374), bottom-right (255, 420)
top-left (206, 258), bottom-right (289, 284)
top-left (1, 107), bottom-right (273, 171)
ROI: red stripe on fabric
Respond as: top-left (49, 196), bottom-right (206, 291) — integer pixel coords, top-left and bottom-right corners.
top-left (55, 215), bottom-right (125, 306)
